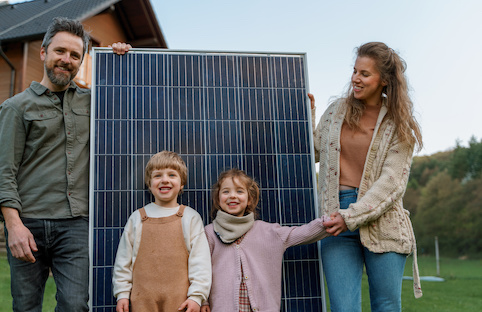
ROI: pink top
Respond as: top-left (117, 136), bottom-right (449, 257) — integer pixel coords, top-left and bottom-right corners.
top-left (205, 218), bottom-right (328, 312)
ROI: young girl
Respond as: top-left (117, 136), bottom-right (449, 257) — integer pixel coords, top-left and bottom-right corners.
top-left (201, 168), bottom-right (330, 312)
top-left (311, 42), bottom-right (423, 311)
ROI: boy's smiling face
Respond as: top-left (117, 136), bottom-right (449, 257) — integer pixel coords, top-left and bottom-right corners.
top-left (149, 168), bottom-right (184, 207)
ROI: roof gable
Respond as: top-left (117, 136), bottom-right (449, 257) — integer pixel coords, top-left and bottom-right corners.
top-left (0, 0), bottom-right (119, 42)
top-left (0, 0), bottom-right (166, 47)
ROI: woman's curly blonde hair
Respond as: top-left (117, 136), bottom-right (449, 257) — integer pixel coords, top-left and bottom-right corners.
top-left (341, 42), bottom-right (423, 151)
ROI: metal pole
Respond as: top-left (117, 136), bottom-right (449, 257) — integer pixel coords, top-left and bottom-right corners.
top-left (435, 236), bottom-right (440, 276)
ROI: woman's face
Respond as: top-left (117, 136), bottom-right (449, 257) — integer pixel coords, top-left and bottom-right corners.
top-left (351, 56), bottom-right (386, 106)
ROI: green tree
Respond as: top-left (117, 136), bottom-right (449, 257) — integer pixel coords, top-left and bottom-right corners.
top-left (456, 178), bottom-right (482, 255)
top-left (413, 171), bottom-right (463, 257)
top-left (449, 136), bottom-right (482, 180)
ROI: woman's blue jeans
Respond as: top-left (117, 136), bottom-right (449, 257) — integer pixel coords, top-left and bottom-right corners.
top-left (321, 189), bottom-right (407, 312)
top-left (5, 217), bottom-right (89, 312)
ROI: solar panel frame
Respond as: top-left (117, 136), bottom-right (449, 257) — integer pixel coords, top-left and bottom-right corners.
top-left (89, 48), bottom-right (325, 311)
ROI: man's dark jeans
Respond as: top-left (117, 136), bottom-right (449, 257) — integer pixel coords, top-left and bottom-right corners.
top-left (6, 217), bottom-right (89, 312)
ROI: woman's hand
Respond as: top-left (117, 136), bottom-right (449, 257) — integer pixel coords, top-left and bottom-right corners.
top-left (322, 212), bottom-right (348, 236)
top-left (308, 93), bottom-right (315, 109)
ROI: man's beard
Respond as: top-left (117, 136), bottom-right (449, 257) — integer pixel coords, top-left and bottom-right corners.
top-left (45, 63), bottom-right (76, 87)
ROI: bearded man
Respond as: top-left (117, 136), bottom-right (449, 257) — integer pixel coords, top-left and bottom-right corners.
top-left (0, 17), bottom-right (129, 312)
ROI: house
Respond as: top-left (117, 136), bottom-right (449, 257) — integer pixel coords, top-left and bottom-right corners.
top-left (0, 0), bottom-right (168, 103)
top-left (0, 0), bottom-right (168, 253)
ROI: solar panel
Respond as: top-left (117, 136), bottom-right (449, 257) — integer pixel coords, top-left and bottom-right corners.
top-left (89, 48), bottom-right (325, 311)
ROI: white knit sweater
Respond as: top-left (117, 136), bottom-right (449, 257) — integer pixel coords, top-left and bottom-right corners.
top-left (312, 100), bottom-right (422, 298)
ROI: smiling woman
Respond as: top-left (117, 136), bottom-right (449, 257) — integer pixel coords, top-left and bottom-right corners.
top-left (352, 56), bottom-right (387, 107)
top-left (311, 41), bottom-right (424, 311)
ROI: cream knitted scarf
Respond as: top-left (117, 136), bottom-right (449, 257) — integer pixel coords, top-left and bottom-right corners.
top-left (213, 210), bottom-right (255, 244)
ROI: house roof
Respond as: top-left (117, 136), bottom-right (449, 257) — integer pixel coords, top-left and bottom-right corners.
top-left (0, 0), bottom-right (167, 47)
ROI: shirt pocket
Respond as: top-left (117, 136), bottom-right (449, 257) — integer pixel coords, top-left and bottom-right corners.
top-left (72, 108), bottom-right (90, 144)
top-left (24, 110), bottom-right (61, 147)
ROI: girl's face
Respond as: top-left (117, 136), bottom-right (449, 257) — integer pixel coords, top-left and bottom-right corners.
top-left (352, 56), bottom-right (386, 107)
top-left (218, 177), bottom-right (249, 217)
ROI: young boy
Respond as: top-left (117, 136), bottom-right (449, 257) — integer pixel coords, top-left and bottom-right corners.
top-left (112, 151), bottom-right (211, 312)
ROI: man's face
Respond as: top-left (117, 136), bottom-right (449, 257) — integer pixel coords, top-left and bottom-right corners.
top-left (40, 31), bottom-right (84, 91)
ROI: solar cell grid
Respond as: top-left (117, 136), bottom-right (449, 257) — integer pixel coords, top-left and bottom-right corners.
top-left (90, 49), bottom-right (325, 311)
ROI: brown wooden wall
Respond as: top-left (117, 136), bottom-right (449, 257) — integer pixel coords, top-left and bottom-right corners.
top-left (0, 42), bottom-right (25, 103)
top-left (84, 11), bottom-right (127, 47)
top-left (25, 40), bottom-right (44, 91)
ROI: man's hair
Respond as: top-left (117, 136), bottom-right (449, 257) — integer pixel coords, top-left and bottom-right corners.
top-left (144, 151), bottom-right (188, 188)
top-left (41, 17), bottom-right (90, 58)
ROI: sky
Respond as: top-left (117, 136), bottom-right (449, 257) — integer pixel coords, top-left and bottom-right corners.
top-left (7, 0), bottom-right (481, 156)
top-left (148, 0), bottom-right (482, 156)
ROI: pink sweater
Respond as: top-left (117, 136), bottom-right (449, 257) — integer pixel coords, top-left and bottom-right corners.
top-left (204, 219), bottom-right (329, 312)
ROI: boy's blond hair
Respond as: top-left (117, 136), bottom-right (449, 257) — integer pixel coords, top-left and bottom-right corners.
top-left (144, 151), bottom-right (187, 188)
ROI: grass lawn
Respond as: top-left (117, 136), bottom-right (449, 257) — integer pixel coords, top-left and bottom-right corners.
top-left (1, 253), bottom-right (481, 311)
top-left (396, 256), bottom-right (482, 311)
top-left (0, 254), bottom-right (56, 312)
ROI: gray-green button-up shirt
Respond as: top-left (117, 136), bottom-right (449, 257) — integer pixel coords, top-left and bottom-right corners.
top-left (0, 81), bottom-right (90, 219)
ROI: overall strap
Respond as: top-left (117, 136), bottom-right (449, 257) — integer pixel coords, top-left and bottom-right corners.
top-left (138, 207), bottom-right (148, 221)
top-left (176, 205), bottom-right (186, 217)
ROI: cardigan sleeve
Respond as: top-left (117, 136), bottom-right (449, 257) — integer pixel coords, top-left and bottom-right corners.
top-left (339, 134), bottom-right (414, 230)
top-left (312, 103), bottom-right (339, 163)
top-left (273, 218), bottom-right (330, 249)
top-left (311, 106), bottom-right (321, 162)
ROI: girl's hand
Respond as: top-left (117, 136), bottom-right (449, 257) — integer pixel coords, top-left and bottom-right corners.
top-left (308, 93), bottom-right (315, 109)
top-left (200, 305), bottom-right (211, 312)
top-left (322, 212), bottom-right (348, 236)
top-left (116, 298), bottom-right (129, 312)
top-left (178, 299), bottom-right (200, 312)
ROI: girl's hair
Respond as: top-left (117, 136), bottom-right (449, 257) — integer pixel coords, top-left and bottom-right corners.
top-left (144, 151), bottom-right (187, 188)
top-left (341, 42), bottom-right (423, 151)
top-left (211, 168), bottom-right (260, 219)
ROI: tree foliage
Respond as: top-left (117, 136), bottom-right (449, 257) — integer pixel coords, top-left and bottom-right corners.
top-left (404, 138), bottom-right (482, 258)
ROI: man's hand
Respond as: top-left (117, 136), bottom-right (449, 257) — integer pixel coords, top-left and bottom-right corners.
top-left (178, 298), bottom-right (200, 312)
top-left (109, 42), bottom-right (132, 55)
top-left (1, 207), bottom-right (37, 263)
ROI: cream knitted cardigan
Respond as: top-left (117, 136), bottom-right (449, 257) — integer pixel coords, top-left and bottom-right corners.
top-left (312, 100), bottom-right (422, 298)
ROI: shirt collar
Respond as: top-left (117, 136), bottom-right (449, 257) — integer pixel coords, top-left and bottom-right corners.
top-left (30, 80), bottom-right (79, 96)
